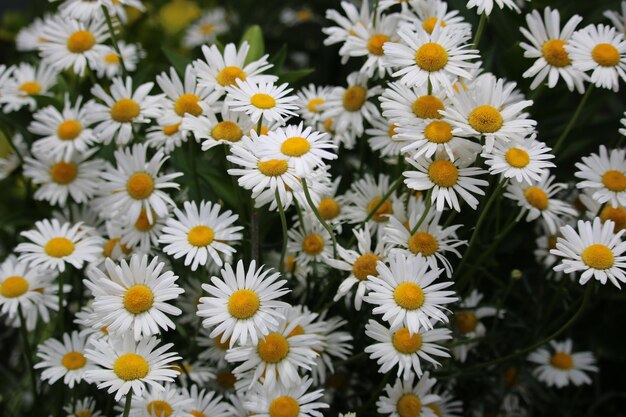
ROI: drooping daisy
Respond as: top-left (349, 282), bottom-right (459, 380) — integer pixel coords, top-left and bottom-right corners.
top-left (87, 77), bottom-right (164, 145)
top-left (85, 255), bottom-right (184, 340)
top-left (197, 260), bottom-right (290, 347)
top-left (183, 385), bottom-right (234, 417)
top-left (380, 81), bottom-right (449, 127)
top-left (567, 24), bottom-right (626, 92)
top-left (574, 145), bottom-right (626, 207)
top-left (63, 397), bottom-right (102, 417)
top-left (99, 143), bottom-right (182, 224)
top-left (159, 200), bottom-right (242, 270)
top-left (183, 107), bottom-right (254, 151)
top-left (85, 333), bottom-right (181, 401)
top-left (365, 319), bottom-right (451, 378)
top-left (94, 42), bottom-right (143, 79)
top-left (403, 0), bottom-right (472, 36)
top-left (365, 253), bottom-right (457, 333)
top-left (376, 373), bottom-right (440, 417)
top-left (1, 63), bottom-right (58, 112)
top-left (183, 8), bottom-right (228, 48)
top-left (466, 0), bottom-right (525, 16)
top-left (551, 217), bottom-right (626, 288)
top-left (17, 219), bottom-right (103, 272)
top-left (452, 290), bottom-right (501, 362)
top-left (604, 1), bottom-right (626, 34)
top-left (286, 219), bottom-right (334, 267)
top-left (125, 382), bottom-right (193, 417)
top-left (244, 376), bottom-right (328, 417)
top-left (225, 79), bottom-right (299, 124)
top-left (527, 339), bottom-right (597, 388)
top-left (34, 331), bottom-right (95, 388)
top-left (520, 7), bottom-right (587, 92)
top-left (296, 84), bottom-right (333, 125)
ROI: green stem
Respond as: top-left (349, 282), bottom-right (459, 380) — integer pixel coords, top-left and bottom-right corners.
top-left (302, 179), bottom-right (337, 258)
top-left (553, 84), bottom-right (594, 156)
top-left (101, 5), bottom-right (128, 78)
top-left (18, 305), bottom-right (38, 401)
top-left (410, 189), bottom-right (433, 234)
top-left (472, 13), bottom-right (488, 49)
top-left (122, 392), bottom-right (133, 417)
top-left (275, 189), bottom-right (288, 273)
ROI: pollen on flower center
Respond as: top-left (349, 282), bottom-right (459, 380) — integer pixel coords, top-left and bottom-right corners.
top-left (268, 396), bottom-right (300, 417)
top-left (581, 244), bottom-right (614, 270)
top-left (307, 98), bottom-right (324, 113)
top-left (524, 186), bottom-right (549, 210)
top-left (392, 327), bottom-right (423, 354)
top-left (601, 170), bottom-right (626, 192)
top-left (408, 232), bottom-right (439, 256)
top-left (19, 81), bottom-right (42, 95)
top-left (600, 205), bottom-right (626, 231)
top-left (422, 17), bottom-right (446, 34)
top-left (147, 400), bottom-right (173, 417)
top-left (57, 120), bottom-right (82, 140)
top-left (302, 234), bottom-right (324, 255)
top-left (505, 148), bottom-right (530, 168)
top-left (541, 39), bottom-right (571, 67)
top-left (468, 105), bottom-right (503, 133)
top-left (113, 353), bottom-right (149, 381)
top-left (424, 120), bottom-right (453, 143)
top-left (212, 121), bottom-right (243, 142)
top-left (367, 196), bottom-right (394, 222)
top-left (412, 95), bottom-right (444, 119)
top-left (258, 332), bottom-right (290, 364)
top-left (123, 284), bottom-right (154, 314)
top-left (104, 53), bottom-right (120, 64)
top-left (250, 93), bottom-right (276, 109)
top-left (50, 161), bottom-right (78, 184)
top-left (187, 225), bottom-right (215, 246)
top-left (455, 311), bottom-right (478, 334)
top-left (1, 276), bottom-right (29, 298)
top-left (591, 43), bottom-right (620, 67)
top-left (393, 282), bottom-right (425, 310)
top-left (258, 159), bottom-right (289, 176)
top-left (216, 66), bottom-right (247, 87)
top-left (61, 351), bottom-right (87, 370)
top-left (397, 393), bottom-right (422, 417)
top-left (110, 98), bottom-right (141, 123)
top-left (281, 136), bottom-right (311, 157)
top-left (126, 172), bottom-right (155, 200)
top-left (318, 197), bottom-right (341, 220)
top-left (174, 93), bottom-right (203, 117)
top-left (352, 252), bottom-right (379, 280)
top-left (228, 289), bottom-right (260, 319)
top-left (428, 160), bottom-right (459, 188)
top-left (343, 85), bottom-right (367, 112)
top-left (415, 42), bottom-right (448, 72)
top-left (66, 30), bottom-right (96, 53)
top-left (367, 33), bottom-right (390, 56)
top-left (44, 237), bottom-right (75, 258)
top-left (550, 352), bottom-right (574, 370)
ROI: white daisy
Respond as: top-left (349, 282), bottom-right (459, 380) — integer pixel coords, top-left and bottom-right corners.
top-left (527, 339), bottom-right (597, 388)
top-left (1, 63), bottom-right (58, 112)
top-left (452, 290), bottom-right (501, 362)
top-left (126, 382), bottom-right (193, 417)
top-left (183, 8), bottom-right (229, 49)
top-left (244, 376), bottom-right (328, 417)
top-left (94, 42), bottom-right (143, 79)
top-left (466, 0), bottom-right (525, 16)
top-left (376, 373), bottom-right (440, 417)
top-left (34, 331), bottom-right (95, 388)
top-left (182, 107), bottom-right (254, 151)
top-left (295, 84), bottom-right (333, 125)
top-left (225, 79), bottom-right (299, 124)
top-left (575, 145), bottom-right (626, 207)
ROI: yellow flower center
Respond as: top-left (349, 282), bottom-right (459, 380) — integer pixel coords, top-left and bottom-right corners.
top-left (422, 17), bottom-right (446, 34)
top-left (104, 53), bottom-right (120, 64)
top-left (415, 42), bottom-right (448, 72)
top-left (505, 148), bottom-right (530, 168)
top-left (228, 289), bottom-right (260, 319)
top-left (408, 232), bottom-right (438, 256)
top-left (50, 161), bottom-right (78, 185)
top-left (174, 93), bottom-right (203, 117)
top-left (1, 276), bottom-right (29, 298)
top-left (352, 253), bottom-right (379, 280)
top-left (269, 396), bottom-right (300, 417)
top-left (397, 394), bottom-right (422, 417)
top-left (455, 311), bottom-right (478, 334)
top-left (200, 23), bottom-right (215, 35)
top-left (126, 172), bottom-right (154, 200)
top-left (187, 225), bottom-right (215, 247)
top-left (591, 43), bottom-right (620, 67)
top-left (250, 93), bottom-right (276, 109)
top-left (550, 352), bottom-right (574, 370)
top-left (393, 282), bottom-right (425, 310)
top-left (302, 234), bottom-right (324, 255)
top-left (123, 284), bottom-right (154, 314)
top-left (258, 332), bottom-right (290, 364)
top-left (424, 120), bottom-right (453, 144)
top-left (61, 351), bottom-right (87, 370)
top-left (216, 66), bottom-right (247, 87)
top-left (19, 81), bottom-right (42, 95)
top-left (367, 196), bottom-right (394, 222)
top-left (57, 120), bottom-right (82, 140)
top-left (211, 121), bottom-right (243, 142)
top-left (281, 136), bottom-right (311, 157)
top-left (342, 85), bottom-right (367, 112)
top-left (147, 401), bottom-right (173, 417)
top-left (318, 197), bottom-right (341, 220)
top-left (307, 98), bottom-right (324, 113)
top-left (44, 237), bottom-right (75, 258)
top-left (581, 244), bottom-right (614, 270)
top-left (367, 33), bottom-right (390, 56)
top-left (113, 353), bottom-right (149, 381)
top-left (412, 95), bottom-right (444, 119)
top-left (541, 39), bottom-right (571, 67)
top-left (66, 30), bottom-right (95, 53)
top-left (392, 328), bottom-right (423, 354)
top-left (134, 209), bottom-right (154, 231)
top-left (162, 122), bottom-right (181, 136)
top-left (600, 205), bottom-right (626, 231)
top-left (258, 159), bottom-right (289, 176)
top-left (468, 105), bottom-right (503, 133)
top-left (524, 186), bottom-right (549, 210)
top-left (601, 170), bottom-right (626, 192)
top-left (110, 98), bottom-right (141, 123)
top-left (428, 160), bottom-right (458, 187)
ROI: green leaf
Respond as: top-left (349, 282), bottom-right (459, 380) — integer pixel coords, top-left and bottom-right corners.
top-left (162, 47), bottom-right (192, 76)
top-left (240, 25), bottom-right (265, 66)
top-left (278, 68), bottom-right (314, 84)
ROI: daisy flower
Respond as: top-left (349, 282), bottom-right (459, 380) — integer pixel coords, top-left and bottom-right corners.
top-left (244, 377), bottom-right (328, 417)
top-left (126, 382), bottom-right (193, 417)
top-left (296, 84), bottom-right (332, 125)
top-left (365, 319), bottom-right (451, 378)
top-left (527, 339), bottom-right (597, 388)
top-left (226, 79), bottom-right (299, 124)
top-left (376, 373), bottom-right (440, 417)
top-left (160, 200), bottom-right (242, 270)
top-left (403, 0), bottom-right (472, 36)
top-left (466, 0), bottom-right (525, 16)
top-left (286, 219), bottom-right (334, 267)
top-left (63, 397), bottom-right (102, 417)
top-left (519, 7), bottom-right (587, 92)
top-left (99, 143), bottom-right (182, 224)
top-left (452, 290), bottom-right (501, 362)
top-left (365, 253), bottom-right (457, 333)
top-left (183, 8), bottom-right (228, 48)
top-left (34, 331), bottom-right (95, 388)
top-left (1, 63), bottom-right (58, 112)
top-left (551, 217), bottom-right (626, 288)
top-left (604, 1), bottom-right (626, 34)
top-left (94, 42), bottom-right (143, 79)
top-left (567, 24), bottom-right (626, 91)
top-left (87, 77), bottom-right (163, 145)
top-left (575, 145), bottom-right (626, 207)
top-left (404, 157), bottom-right (489, 212)
top-left (183, 385), bottom-right (234, 417)
top-left (182, 107), bottom-right (254, 151)
top-left (85, 334), bottom-right (181, 401)
top-left (39, 14), bottom-right (109, 76)
top-left (85, 255), bottom-right (184, 340)
top-left (380, 81), bottom-right (449, 126)
top-left (383, 25), bottom-right (479, 92)
top-left (197, 260), bottom-right (290, 347)
top-left (16, 219), bottom-right (103, 273)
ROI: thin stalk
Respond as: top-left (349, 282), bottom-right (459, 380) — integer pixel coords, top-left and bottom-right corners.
top-left (18, 305), bottom-right (38, 401)
top-left (275, 189), bottom-right (288, 273)
top-left (122, 392), bottom-right (133, 417)
top-left (553, 84), bottom-right (594, 156)
top-left (302, 179), bottom-right (337, 258)
top-left (101, 5), bottom-right (128, 78)
top-left (472, 13), bottom-right (488, 49)
top-left (410, 188), bottom-right (433, 234)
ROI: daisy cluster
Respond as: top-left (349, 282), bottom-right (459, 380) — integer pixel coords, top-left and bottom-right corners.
top-left (0, 0), bottom-right (625, 416)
